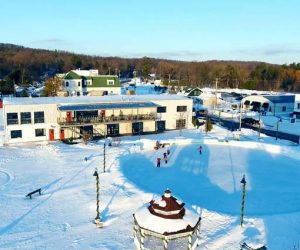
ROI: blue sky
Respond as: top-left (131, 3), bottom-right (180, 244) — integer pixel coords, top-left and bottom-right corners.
top-left (1, 0), bottom-right (300, 64)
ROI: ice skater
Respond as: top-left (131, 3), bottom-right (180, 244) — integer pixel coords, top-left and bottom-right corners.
top-left (198, 146), bottom-right (202, 155)
top-left (157, 157), bottom-right (161, 167)
top-left (163, 153), bottom-right (168, 164)
top-left (167, 149), bottom-right (170, 155)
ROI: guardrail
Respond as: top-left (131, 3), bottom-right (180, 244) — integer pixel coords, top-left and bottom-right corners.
top-left (58, 113), bottom-right (157, 125)
top-left (211, 115), bottom-right (300, 144)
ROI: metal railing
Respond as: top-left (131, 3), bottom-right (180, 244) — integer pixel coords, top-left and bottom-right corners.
top-left (58, 113), bottom-right (157, 125)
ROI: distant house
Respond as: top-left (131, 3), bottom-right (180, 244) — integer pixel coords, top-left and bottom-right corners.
top-left (59, 69), bottom-right (121, 96)
top-left (182, 87), bottom-right (202, 97)
top-left (242, 94), bottom-right (295, 116)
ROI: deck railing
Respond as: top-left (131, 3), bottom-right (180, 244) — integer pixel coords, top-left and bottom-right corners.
top-left (58, 113), bottom-right (157, 125)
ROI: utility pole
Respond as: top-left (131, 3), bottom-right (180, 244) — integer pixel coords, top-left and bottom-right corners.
top-left (239, 102), bottom-right (243, 131)
top-left (240, 175), bottom-right (247, 227)
top-left (93, 168), bottom-right (103, 228)
top-left (258, 109), bottom-right (261, 138)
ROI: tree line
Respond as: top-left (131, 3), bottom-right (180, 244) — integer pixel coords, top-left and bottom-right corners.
top-left (0, 43), bottom-right (299, 94)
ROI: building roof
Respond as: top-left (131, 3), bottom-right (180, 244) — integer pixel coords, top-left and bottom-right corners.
top-left (263, 95), bottom-right (295, 104)
top-left (58, 102), bottom-right (159, 111)
top-left (87, 76), bottom-right (121, 88)
top-left (3, 95), bottom-right (191, 106)
top-left (63, 71), bottom-right (81, 80)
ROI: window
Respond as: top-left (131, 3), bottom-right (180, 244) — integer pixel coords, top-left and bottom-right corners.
top-left (11, 130), bottom-right (22, 139)
top-left (35, 128), bottom-right (45, 137)
top-left (7, 113), bottom-right (18, 125)
top-left (298, 103), bottom-right (300, 109)
top-left (77, 92), bottom-right (80, 96)
top-left (157, 106), bottom-right (166, 113)
top-left (176, 119), bottom-right (186, 129)
top-left (34, 111), bottom-right (45, 124)
top-left (65, 81), bottom-right (69, 87)
top-left (107, 80), bottom-right (114, 86)
top-left (78, 81), bottom-right (81, 87)
top-left (21, 112), bottom-right (31, 124)
top-left (282, 106), bottom-right (286, 112)
top-left (177, 106), bottom-right (187, 112)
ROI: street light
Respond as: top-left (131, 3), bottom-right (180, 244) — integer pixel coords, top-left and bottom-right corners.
top-left (93, 168), bottom-right (103, 228)
top-left (240, 174), bottom-right (247, 227)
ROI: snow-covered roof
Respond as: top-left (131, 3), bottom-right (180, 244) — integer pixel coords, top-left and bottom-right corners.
top-left (134, 205), bottom-right (200, 235)
top-left (3, 95), bottom-right (191, 106)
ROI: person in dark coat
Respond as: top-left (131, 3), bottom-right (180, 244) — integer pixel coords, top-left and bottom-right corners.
top-left (157, 157), bottom-right (161, 167)
top-left (167, 149), bottom-right (170, 155)
top-left (164, 153), bottom-right (168, 164)
top-left (198, 146), bottom-right (202, 155)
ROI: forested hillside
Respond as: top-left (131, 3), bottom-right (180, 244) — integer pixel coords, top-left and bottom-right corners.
top-left (0, 43), bottom-right (299, 92)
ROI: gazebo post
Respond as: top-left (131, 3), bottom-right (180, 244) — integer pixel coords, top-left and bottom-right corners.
top-left (196, 222), bottom-right (201, 246)
top-left (163, 237), bottom-right (168, 250)
top-left (140, 229), bottom-right (145, 250)
top-left (188, 233), bottom-right (192, 250)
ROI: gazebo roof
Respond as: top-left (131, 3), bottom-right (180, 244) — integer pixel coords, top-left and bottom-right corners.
top-left (134, 190), bottom-right (200, 236)
top-left (148, 189), bottom-right (185, 219)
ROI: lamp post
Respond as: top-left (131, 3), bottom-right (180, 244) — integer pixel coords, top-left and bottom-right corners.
top-left (240, 175), bottom-right (247, 227)
top-left (93, 168), bottom-right (103, 228)
top-left (103, 142), bottom-right (106, 172)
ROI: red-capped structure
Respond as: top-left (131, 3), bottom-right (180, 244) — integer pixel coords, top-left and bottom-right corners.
top-left (148, 189), bottom-right (185, 219)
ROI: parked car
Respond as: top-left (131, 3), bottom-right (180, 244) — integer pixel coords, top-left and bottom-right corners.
top-left (242, 118), bottom-right (260, 126)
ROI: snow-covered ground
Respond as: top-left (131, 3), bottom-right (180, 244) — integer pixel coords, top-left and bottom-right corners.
top-left (0, 108), bottom-right (300, 249)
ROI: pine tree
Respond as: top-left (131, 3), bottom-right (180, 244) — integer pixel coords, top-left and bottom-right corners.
top-left (205, 118), bottom-right (213, 134)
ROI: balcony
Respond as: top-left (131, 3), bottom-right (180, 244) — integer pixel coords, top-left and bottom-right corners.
top-left (58, 113), bottom-right (157, 126)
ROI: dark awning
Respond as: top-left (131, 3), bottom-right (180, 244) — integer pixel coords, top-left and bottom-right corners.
top-left (58, 102), bottom-right (160, 111)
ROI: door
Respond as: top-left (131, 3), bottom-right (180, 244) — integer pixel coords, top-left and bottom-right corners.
top-left (66, 112), bottom-right (72, 122)
top-left (49, 129), bottom-right (55, 141)
top-left (132, 122), bottom-right (143, 135)
top-left (156, 120), bottom-right (166, 132)
top-left (60, 129), bottom-right (65, 139)
top-left (107, 124), bottom-right (119, 136)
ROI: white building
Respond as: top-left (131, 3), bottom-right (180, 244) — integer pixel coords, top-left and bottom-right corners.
top-left (242, 94), bottom-right (295, 116)
top-left (59, 69), bottom-right (121, 97)
top-left (3, 95), bottom-right (193, 144)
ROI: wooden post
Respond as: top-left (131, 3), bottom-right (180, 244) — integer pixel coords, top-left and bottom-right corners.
top-left (196, 222), bottom-right (201, 245)
top-left (188, 233), bottom-right (192, 250)
top-left (163, 238), bottom-right (168, 250)
top-left (140, 229), bottom-right (145, 250)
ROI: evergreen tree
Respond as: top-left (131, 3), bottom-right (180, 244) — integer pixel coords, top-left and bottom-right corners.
top-left (205, 118), bottom-right (213, 134)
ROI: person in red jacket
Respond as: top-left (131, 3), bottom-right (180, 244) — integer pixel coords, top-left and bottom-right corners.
top-left (157, 157), bottom-right (161, 167)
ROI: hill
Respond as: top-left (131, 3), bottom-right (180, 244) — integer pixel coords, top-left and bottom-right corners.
top-left (0, 43), bottom-right (299, 91)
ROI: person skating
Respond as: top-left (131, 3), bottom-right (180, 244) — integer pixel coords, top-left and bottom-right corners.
top-left (167, 149), bottom-right (170, 155)
top-left (163, 153), bottom-right (168, 164)
top-left (198, 146), bottom-right (202, 155)
top-left (157, 157), bottom-right (161, 167)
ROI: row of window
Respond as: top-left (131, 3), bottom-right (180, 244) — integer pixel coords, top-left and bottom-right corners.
top-left (10, 128), bottom-right (45, 139)
top-left (7, 112), bottom-right (44, 125)
top-left (65, 80), bottom-right (115, 87)
top-left (157, 106), bottom-right (187, 113)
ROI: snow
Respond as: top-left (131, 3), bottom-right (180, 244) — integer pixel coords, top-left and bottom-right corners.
top-left (3, 94), bottom-right (185, 106)
top-left (0, 109), bottom-right (300, 249)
